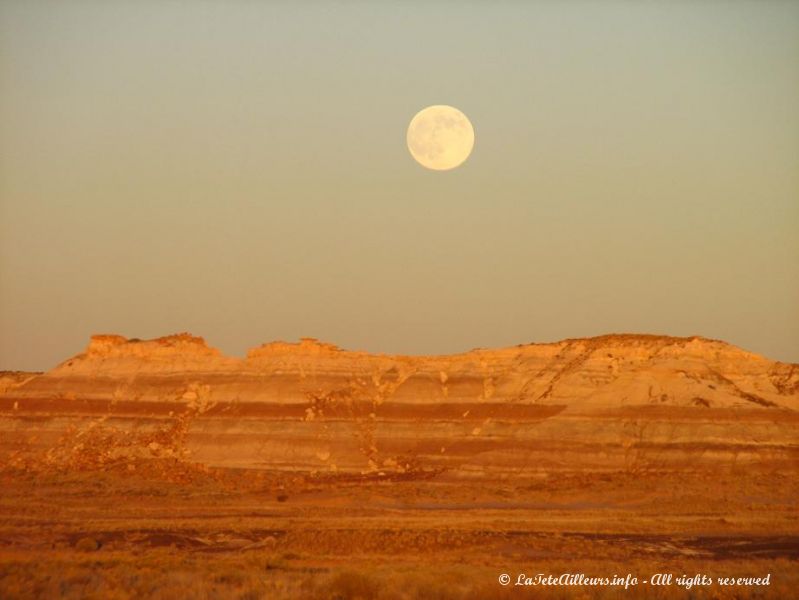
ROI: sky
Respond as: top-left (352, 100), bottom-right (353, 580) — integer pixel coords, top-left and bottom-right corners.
top-left (1, 1), bottom-right (798, 370)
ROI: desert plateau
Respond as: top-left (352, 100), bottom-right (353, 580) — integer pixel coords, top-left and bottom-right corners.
top-left (0, 333), bottom-right (797, 599)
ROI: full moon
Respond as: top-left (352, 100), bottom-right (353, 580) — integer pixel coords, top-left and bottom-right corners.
top-left (406, 105), bottom-right (475, 171)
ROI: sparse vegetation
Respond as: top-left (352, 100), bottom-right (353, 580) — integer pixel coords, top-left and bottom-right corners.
top-left (1, 332), bottom-right (796, 599)
top-left (74, 537), bottom-right (101, 552)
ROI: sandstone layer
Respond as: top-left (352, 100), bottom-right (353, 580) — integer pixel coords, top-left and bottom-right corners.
top-left (1, 333), bottom-right (797, 475)
top-left (2, 334), bottom-right (798, 599)
top-left (10, 332), bottom-right (799, 409)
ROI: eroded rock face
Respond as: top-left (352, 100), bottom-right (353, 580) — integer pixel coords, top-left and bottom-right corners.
top-left (0, 333), bottom-right (796, 476)
top-left (9, 333), bottom-right (798, 411)
top-left (0, 371), bottom-right (41, 395)
top-left (85, 333), bottom-right (221, 359)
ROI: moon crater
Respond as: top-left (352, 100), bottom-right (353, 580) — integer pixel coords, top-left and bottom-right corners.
top-left (407, 105), bottom-right (475, 171)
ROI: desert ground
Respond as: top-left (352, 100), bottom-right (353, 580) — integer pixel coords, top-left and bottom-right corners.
top-left (0, 333), bottom-right (797, 599)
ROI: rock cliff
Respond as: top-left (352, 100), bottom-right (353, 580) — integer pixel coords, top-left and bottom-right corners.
top-left (8, 333), bottom-right (798, 411)
top-left (2, 333), bottom-right (796, 475)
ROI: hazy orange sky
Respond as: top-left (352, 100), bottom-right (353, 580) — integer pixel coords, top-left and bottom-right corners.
top-left (1, 1), bottom-right (798, 370)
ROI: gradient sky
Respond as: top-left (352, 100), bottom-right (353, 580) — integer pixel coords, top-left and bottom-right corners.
top-left (1, 1), bottom-right (798, 370)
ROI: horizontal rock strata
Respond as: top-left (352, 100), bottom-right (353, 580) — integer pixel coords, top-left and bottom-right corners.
top-left (1, 333), bottom-right (797, 475)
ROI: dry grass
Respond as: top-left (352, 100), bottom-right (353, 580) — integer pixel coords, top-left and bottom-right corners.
top-left (1, 551), bottom-right (796, 599)
top-left (0, 414), bottom-right (796, 599)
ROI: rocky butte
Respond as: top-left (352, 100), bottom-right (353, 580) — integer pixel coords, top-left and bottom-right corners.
top-left (1, 333), bottom-right (797, 474)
